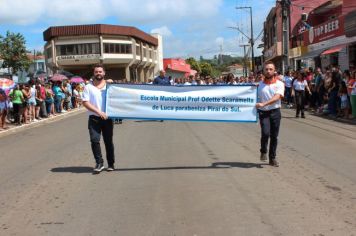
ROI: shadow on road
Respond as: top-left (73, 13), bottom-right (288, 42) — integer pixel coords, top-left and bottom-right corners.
top-left (282, 116), bottom-right (298, 119)
top-left (50, 162), bottom-right (267, 174)
top-left (135, 120), bottom-right (164, 123)
top-left (51, 166), bottom-right (93, 173)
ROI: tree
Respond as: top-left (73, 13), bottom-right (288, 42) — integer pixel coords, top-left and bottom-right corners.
top-left (200, 62), bottom-right (213, 77)
top-left (0, 31), bottom-right (31, 74)
top-left (185, 57), bottom-right (201, 73)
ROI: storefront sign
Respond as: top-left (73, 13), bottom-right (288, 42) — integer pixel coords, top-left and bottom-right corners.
top-left (56, 54), bottom-right (100, 61)
top-left (304, 16), bottom-right (344, 45)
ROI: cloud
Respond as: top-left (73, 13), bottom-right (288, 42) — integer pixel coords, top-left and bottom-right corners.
top-left (215, 37), bottom-right (224, 46)
top-left (1, 0), bottom-right (269, 58)
top-left (44, 0), bottom-right (109, 25)
top-left (0, 0), bottom-right (109, 25)
top-left (0, 0), bottom-right (45, 25)
top-left (110, 0), bottom-right (223, 24)
top-left (150, 26), bottom-right (172, 38)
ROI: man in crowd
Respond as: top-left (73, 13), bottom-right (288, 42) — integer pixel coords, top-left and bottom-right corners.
top-left (153, 70), bottom-right (171, 85)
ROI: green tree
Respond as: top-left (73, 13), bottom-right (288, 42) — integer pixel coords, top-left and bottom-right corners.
top-left (200, 62), bottom-right (213, 77)
top-left (0, 31), bottom-right (31, 74)
top-left (185, 57), bottom-right (201, 73)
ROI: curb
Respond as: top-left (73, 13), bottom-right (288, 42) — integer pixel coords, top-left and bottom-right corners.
top-left (0, 108), bottom-right (86, 138)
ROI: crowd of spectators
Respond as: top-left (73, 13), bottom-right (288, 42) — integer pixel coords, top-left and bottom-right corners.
top-left (0, 78), bottom-right (84, 130)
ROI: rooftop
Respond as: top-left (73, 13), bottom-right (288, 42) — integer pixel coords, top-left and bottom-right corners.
top-left (43, 24), bottom-right (158, 46)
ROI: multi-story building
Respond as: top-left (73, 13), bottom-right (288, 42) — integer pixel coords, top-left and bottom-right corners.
top-left (263, 5), bottom-right (284, 71)
top-left (43, 24), bottom-right (163, 82)
top-left (289, 0), bottom-right (356, 71)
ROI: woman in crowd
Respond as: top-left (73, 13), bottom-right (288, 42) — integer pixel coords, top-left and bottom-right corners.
top-left (345, 70), bottom-right (355, 118)
top-left (292, 72), bottom-right (311, 118)
top-left (328, 71), bottom-right (341, 117)
top-left (227, 73), bottom-right (236, 85)
top-left (283, 71), bottom-right (293, 107)
top-left (350, 71), bottom-right (356, 118)
top-left (45, 83), bottom-right (55, 116)
top-left (21, 84), bottom-right (31, 124)
top-left (28, 82), bottom-right (37, 122)
top-left (0, 88), bottom-right (9, 130)
top-left (53, 81), bottom-right (63, 113)
top-left (71, 83), bottom-right (81, 109)
top-left (35, 84), bottom-right (43, 120)
top-left (9, 84), bottom-right (24, 125)
top-left (339, 81), bottom-right (349, 118)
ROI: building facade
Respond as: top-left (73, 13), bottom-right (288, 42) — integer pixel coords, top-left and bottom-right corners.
top-left (289, 0), bottom-right (356, 71)
top-left (43, 24), bottom-right (163, 82)
top-left (163, 58), bottom-right (195, 79)
top-left (263, 6), bottom-right (284, 71)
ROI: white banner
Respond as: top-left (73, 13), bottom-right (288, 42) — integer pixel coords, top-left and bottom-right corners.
top-left (106, 84), bottom-right (257, 122)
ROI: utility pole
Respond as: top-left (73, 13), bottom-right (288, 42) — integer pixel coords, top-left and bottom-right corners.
top-left (219, 44), bottom-right (223, 65)
top-left (240, 44), bottom-right (249, 77)
top-left (280, 0), bottom-right (291, 73)
top-left (236, 6), bottom-right (255, 73)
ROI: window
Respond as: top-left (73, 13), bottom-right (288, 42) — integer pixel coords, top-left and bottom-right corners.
top-left (56, 43), bottom-right (100, 56)
top-left (136, 45), bottom-right (141, 56)
top-left (103, 43), bottom-right (132, 54)
top-left (46, 47), bottom-right (52, 58)
top-left (37, 62), bottom-right (45, 71)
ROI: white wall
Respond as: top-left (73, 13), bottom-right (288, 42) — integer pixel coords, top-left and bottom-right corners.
top-left (151, 33), bottom-right (163, 76)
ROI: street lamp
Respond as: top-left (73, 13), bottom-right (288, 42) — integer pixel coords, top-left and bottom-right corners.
top-left (235, 6), bottom-right (255, 72)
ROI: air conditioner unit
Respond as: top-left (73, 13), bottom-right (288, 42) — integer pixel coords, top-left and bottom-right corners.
top-left (301, 13), bottom-right (308, 21)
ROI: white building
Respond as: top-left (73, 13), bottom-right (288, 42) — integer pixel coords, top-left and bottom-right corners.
top-left (43, 24), bottom-right (163, 82)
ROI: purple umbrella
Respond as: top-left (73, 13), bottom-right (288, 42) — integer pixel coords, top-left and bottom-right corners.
top-left (50, 74), bottom-right (68, 82)
top-left (70, 76), bottom-right (84, 83)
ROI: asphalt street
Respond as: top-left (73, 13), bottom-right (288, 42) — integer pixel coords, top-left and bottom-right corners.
top-left (0, 109), bottom-right (355, 236)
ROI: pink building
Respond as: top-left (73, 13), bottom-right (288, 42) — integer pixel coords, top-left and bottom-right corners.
top-left (289, 0), bottom-right (356, 70)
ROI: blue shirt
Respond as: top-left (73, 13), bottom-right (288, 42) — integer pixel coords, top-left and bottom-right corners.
top-left (53, 85), bottom-right (63, 97)
top-left (153, 76), bottom-right (171, 85)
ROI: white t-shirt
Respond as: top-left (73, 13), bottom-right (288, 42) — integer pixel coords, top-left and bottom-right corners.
top-left (352, 81), bottom-right (356, 95)
top-left (284, 76), bottom-right (293, 88)
top-left (293, 79), bottom-right (308, 91)
top-left (82, 83), bottom-right (107, 116)
top-left (258, 80), bottom-right (285, 111)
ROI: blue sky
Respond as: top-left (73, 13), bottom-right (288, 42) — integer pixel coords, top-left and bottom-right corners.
top-left (0, 0), bottom-right (276, 59)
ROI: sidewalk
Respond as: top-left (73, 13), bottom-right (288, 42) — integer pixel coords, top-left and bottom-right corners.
top-left (0, 108), bottom-right (85, 137)
top-left (282, 104), bottom-right (356, 125)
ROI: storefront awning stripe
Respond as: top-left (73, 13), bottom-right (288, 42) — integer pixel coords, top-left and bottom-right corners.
top-left (321, 44), bottom-right (346, 55)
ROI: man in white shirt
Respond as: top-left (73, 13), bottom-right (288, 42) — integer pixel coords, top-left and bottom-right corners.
top-left (256, 61), bottom-right (285, 167)
top-left (82, 64), bottom-right (115, 173)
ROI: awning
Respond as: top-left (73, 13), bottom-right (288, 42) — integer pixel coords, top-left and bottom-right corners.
top-left (295, 48), bottom-right (325, 60)
top-left (321, 44), bottom-right (346, 55)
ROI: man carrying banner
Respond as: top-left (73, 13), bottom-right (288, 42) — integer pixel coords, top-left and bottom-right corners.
top-left (255, 61), bottom-right (285, 167)
top-left (82, 64), bottom-right (115, 173)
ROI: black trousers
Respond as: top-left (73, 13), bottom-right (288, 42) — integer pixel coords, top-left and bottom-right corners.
top-left (13, 103), bottom-right (23, 124)
top-left (88, 115), bottom-right (115, 165)
top-left (258, 108), bottom-right (281, 160)
top-left (295, 90), bottom-right (305, 116)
